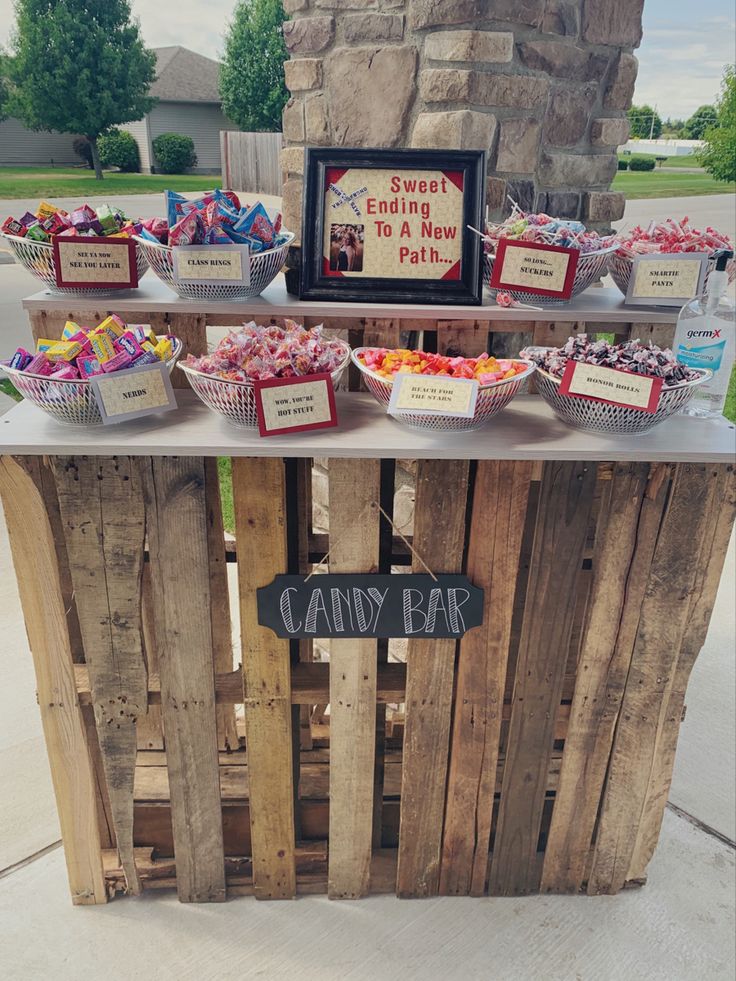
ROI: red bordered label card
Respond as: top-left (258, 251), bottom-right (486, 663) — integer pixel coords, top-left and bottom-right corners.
top-left (254, 373), bottom-right (338, 437)
top-left (52, 236), bottom-right (139, 289)
top-left (491, 239), bottom-right (579, 299)
top-left (559, 361), bottom-right (663, 413)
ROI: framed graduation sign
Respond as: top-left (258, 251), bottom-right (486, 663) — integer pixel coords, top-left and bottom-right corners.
top-left (300, 147), bottom-right (485, 305)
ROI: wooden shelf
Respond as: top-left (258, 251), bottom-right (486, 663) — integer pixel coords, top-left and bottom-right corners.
top-left (1, 390), bottom-right (733, 462)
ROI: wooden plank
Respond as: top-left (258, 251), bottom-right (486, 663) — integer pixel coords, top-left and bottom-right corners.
top-left (488, 460), bottom-right (597, 896)
top-left (327, 458), bottom-right (381, 899)
top-left (437, 320), bottom-right (488, 357)
top-left (148, 313), bottom-right (207, 390)
top-left (141, 457), bottom-right (226, 902)
top-left (396, 458), bottom-right (470, 897)
top-left (232, 457), bottom-right (296, 899)
top-left (296, 457), bottom-right (314, 752)
top-left (587, 463), bottom-right (720, 895)
top-left (136, 563), bottom-right (164, 750)
top-left (0, 456), bottom-right (106, 905)
top-left (52, 456), bottom-right (147, 895)
top-left (626, 463), bottom-right (736, 884)
top-left (204, 458), bottom-right (239, 751)
top-left (440, 460), bottom-right (533, 896)
top-left (540, 462), bottom-right (671, 893)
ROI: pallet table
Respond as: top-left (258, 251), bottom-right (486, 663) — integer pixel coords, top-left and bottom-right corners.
top-left (2, 284), bottom-right (734, 904)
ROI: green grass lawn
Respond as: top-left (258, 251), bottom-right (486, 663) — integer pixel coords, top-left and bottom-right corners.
top-left (612, 168), bottom-right (735, 199)
top-left (0, 167), bottom-right (222, 199)
top-left (619, 153), bottom-right (702, 169)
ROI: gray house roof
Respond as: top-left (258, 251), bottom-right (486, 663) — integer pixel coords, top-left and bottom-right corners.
top-left (150, 46), bottom-right (222, 104)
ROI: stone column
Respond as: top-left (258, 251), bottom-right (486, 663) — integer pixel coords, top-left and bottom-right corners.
top-left (281, 0), bottom-right (643, 289)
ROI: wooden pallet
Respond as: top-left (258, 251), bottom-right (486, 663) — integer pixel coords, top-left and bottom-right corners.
top-left (1, 450), bottom-right (732, 904)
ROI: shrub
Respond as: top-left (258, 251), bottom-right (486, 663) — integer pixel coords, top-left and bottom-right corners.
top-left (628, 156), bottom-right (656, 171)
top-left (73, 136), bottom-right (94, 169)
top-left (617, 158), bottom-right (629, 170)
top-left (98, 129), bottom-right (140, 172)
top-left (152, 132), bottom-right (197, 174)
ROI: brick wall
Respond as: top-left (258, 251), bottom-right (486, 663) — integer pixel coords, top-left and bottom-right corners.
top-left (280, 0), bottom-right (642, 240)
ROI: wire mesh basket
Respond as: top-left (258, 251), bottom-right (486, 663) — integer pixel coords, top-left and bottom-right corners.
top-left (1, 337), bottom-right (182, 427)
top-left (532, 353), bottom-right (712, 435)
top-left (608, 249), bottom-right (736, 298)
top-left (1, 233), bottom-right (149, 295)
top-left (351, 348), bottom-right (536, 432)
top-left (483, 244), bottom-right (617, 305)
top-left (178, 340), bottom-right (351, 428)
top-left (133, 232), bottom-right (295, 300)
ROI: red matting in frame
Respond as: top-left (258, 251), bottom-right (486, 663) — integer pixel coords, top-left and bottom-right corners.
top-left (490, 238), bottom-right (578, 299)
top-left (52, 235), bottom-right (139, 289)
top-left (254, 372), bottom-right (338, 437)
top-left (559, 360), bottom-right (663, 413)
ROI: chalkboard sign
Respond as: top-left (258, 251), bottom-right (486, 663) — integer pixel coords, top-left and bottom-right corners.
top-left (257, 574), bottom-right (483, 639)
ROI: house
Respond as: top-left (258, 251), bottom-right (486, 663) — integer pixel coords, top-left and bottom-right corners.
top-left (0, 46), bottom-right (238, 173)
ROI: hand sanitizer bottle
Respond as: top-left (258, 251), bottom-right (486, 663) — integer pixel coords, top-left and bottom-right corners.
top-left (674, 249), bottom-right (735, 418)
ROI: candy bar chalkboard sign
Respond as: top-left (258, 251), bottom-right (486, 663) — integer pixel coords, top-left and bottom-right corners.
top-left (257, 574), bottom-right (483, 639)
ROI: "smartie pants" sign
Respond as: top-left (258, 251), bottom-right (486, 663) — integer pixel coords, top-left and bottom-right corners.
top-left (257, 574), bottom-right (484, 639)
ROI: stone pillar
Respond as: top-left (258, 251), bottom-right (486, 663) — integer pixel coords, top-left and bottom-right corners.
top-left (281, 0), bottom-right (643, 287)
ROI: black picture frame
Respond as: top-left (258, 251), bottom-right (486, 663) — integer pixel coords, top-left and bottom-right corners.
top-left (300, 147), bottom-right (485, 305)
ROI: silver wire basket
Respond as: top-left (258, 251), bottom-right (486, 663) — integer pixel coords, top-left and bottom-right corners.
top-left (1, 233), bottom-right (149, 295)
top-left (178, 340), bottom-right (351, 428)
top-left (1, 337), bottom-right (182, 427)
top-left (133, 232), bottom-right (294, 300)
top-left (608, 249), bottom-right (736, 298)
top-left (531, 351), bottom-right (712, 435)
top-left (484, 244), bottom-right (617, 305)
top-left (351, 347), bottom-right (536, 432)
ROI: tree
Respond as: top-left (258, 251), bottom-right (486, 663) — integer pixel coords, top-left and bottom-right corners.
top-left (0, 53), bottom-right (9, 122)
top-left (683, 105), bottom-right (718, 140)
top-left (5, 0), bottom-right (156, 179)
top-left (627, 104), bottom-right (662, 139)
top-left (699, 66), bottom-right (736, 183)
top-left (221, 0), bottom-right (288, 132)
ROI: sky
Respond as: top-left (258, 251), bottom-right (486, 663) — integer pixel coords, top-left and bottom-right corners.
top-left (0, 0), bottom-right (733, 121)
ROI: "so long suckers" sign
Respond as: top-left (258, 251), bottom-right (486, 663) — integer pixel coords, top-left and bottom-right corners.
top-left (257, 574), bottom-right (484, 639)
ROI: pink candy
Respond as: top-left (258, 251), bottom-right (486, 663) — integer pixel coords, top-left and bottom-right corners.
top-left (615, 217), bottom-right (733, 256)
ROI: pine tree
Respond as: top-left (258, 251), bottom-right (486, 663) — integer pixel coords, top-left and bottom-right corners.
top-left (6, 0), bottom-right (156, 179)
top-left (220, 0), bottom-right (289, 132)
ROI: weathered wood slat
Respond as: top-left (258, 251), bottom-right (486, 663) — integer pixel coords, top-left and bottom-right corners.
top-left (397, 458), bottom-right (470, 898)
top-left (52, 456), bottom-right (147, 895)
top-left (488, 460), bottom-right (597, 896)
top-left (626, 463), bottom-right (736, 884)
top-left (232, 457), bottom-right (296, 899)
top-left (440, 460), bottom-right (533, 896)
top-left (204, 458), bottom-right (239, 751)
top-left (540, 462), bottom-right (671, 893)
top-left (587, 463), bottom-right (719, 895)
top-left (327, 458), bottom-right (381, 898)
top-left (141, 457), bottom-right (226, 903)
top-left (148, 313), bottom-right (207, 390)
top-left (296, 457), bottom-right (314, 752)
top-left (0, 456), bottom-right (106, 905)
top-left (136, 563), bottom-right (164, 750)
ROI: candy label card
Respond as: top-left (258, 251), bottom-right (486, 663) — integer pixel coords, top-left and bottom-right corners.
top-left (625, 252), bottom-right (707, 306)
top-left (90, 362), bottom-right (177, 424)
top-left (559, 361), bottom-right (662, 413)
top-left (53, 237), bottom-right (138, 289)
top-left (172, 244), bottom-right (251, 286)
top-left (389, 373), bottom-right (479, 418)
top-left (490, 239), bottom-right (579, 298)
top-left (257, 574), bottom-right (484, 639)
top-left (254, 373), bottom-right (338, 437)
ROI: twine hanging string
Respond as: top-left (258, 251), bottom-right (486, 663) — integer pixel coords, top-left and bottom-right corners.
top-left (304, 500), bottom-right (438, 583)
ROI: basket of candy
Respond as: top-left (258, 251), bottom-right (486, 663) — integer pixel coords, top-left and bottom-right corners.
top-left (479, 207), bottom-right (617, 305)
top-left (134, 190), bottom-right (293, 300)
top-left (352, 347), bottom-right (535, 432)
top-left (1, 200), bottom-right (150, 294)
top-left (178, 321), bottom-right (351, 427)
top-left (522, 336), bottom-right (711, 435)
top-left (1, 316), bottom-right (181, 426)
top-left (608, 217), bottom-right (736, 297)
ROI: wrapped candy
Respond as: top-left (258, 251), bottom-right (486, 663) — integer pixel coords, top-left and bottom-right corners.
top-left (521, 335), bottom-right (697, 387)
top-left (184, 320), bottom-right (348, 382)
top-left (169, 210), bottom-right (204, 247)
top-left (479, 202), bottom-right (615, 256)
top-left (149, 191), bottom-right (288, 251)
top-left (358, 348), bottom-right (528, 384)
top-left (614, 217), bottom-right (733, 257)
top-left (1, 200), bottom-right (142, 242)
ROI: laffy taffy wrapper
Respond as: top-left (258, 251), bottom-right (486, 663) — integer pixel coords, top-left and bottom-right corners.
top-left (358, 348), bottom-right (528, 386)
top-left (184, 319), bottom-right (347, 382)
